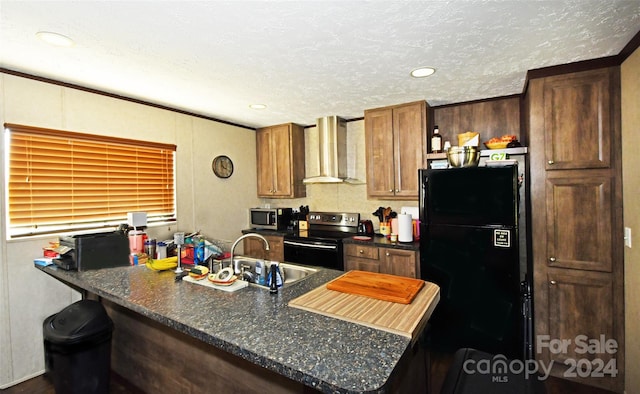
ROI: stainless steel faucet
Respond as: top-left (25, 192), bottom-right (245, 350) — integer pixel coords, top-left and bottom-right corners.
top-left (229, 233), bottom-right (270, 274)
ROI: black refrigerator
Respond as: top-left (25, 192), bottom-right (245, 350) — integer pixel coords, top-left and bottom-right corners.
top-left (419, 165), bottom-right (532, 360)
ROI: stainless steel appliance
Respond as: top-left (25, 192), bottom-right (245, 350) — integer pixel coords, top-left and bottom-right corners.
top-left (419, 164), bottom-right (532, 360)
top-left (249, 207), bottom-right (293, 230)
top-left (283, 212), bottom-right (360, 270)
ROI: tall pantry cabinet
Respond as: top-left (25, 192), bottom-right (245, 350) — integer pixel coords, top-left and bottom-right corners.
top-left (525, 66), bottom-right (624, 392)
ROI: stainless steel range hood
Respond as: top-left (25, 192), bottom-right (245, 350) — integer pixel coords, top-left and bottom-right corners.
top-left (303, 116), bottom-right (363, 184)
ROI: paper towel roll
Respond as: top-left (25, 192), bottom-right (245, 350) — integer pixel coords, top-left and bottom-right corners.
top-left (398, 213), bottom-right (413, 242)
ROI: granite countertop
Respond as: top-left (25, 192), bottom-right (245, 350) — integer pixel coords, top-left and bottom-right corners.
top-left (241, 228), bottom-right (293, 237)
top-left (242, 228), bottom-right (420, 252)
top-left (342, 236), bottom-right (420, 251)
top-left (36, 263), bottom-right (414, 394)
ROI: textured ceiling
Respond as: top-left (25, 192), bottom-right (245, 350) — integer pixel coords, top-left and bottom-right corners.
top-left (1, 1), bottom-right (639, 129)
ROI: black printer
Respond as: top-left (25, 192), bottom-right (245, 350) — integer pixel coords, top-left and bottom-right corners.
top-left (54, 231), bottom-right (130, 271)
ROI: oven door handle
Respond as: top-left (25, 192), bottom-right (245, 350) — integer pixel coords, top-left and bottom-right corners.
top-left (284, 240), bottom-right (338, 250)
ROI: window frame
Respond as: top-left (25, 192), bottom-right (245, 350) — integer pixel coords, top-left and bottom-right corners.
top-left (4, 123), bottom-right (177, 238)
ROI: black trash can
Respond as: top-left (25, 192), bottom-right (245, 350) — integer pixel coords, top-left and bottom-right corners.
top-left (43, 299), bottom-right (114, 394)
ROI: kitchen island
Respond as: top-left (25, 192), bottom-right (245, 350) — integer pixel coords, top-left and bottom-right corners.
top-left (35, 263), bottom-right (437, 393)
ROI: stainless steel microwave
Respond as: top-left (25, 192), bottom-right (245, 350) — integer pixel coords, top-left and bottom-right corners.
top-left (249, 208), bottom-right (293, 230)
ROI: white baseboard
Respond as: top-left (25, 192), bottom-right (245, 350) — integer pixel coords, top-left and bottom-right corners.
top-left (0, 369), bottom-right (45, 390)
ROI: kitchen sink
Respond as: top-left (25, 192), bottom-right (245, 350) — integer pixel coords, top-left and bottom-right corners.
top-left (231, 257), bottom-right (318, 289)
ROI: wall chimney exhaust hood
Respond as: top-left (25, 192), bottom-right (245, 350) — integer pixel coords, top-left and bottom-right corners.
top-left (303, 116), bottom-right (363, 184)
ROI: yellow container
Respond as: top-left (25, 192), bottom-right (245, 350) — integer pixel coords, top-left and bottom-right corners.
top-left (458, 131), bottom-right (479, 147)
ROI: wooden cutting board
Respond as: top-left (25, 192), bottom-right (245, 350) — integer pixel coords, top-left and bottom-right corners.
top-left (289, 278), bottom-right (440, 343)
top-left (326, 270), bottom-right (424, 304)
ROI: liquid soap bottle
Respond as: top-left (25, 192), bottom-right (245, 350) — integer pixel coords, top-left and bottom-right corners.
top-left (269, 263), bottom-right (278, 294)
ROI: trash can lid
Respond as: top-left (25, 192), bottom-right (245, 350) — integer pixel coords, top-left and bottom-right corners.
top-left (44, 299), bottom-right (113, 345)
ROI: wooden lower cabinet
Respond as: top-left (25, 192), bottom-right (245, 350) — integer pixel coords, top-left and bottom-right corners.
top-left (545, 269), bottom-right (616, 366)
top-left (243, 235), bottom-right (284, 262)
top-left (343, 243), bottom-right (419, 279)
top-left (381, 248), bottom-right (418, 278)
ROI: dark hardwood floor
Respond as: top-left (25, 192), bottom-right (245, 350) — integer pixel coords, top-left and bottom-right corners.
top-left (429, 351), bottom-right (618, 394)
top-left (2, 351), bottom-right (618, 394)
top-left (1, 372), bottom-right (142, 394)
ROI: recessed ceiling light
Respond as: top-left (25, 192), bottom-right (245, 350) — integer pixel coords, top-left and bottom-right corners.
top-left (410, 67), bottom-right (436, 78)
top-left (249, 104), bottom-right (267, 110)
top-left (36, 31), bottom-right (75, 47)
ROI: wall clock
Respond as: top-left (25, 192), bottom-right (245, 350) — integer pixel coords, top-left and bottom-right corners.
top-left (212, 155), bottom-right (234, 178)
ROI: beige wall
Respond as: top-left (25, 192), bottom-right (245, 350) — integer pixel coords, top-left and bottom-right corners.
top-left (262, 119), bottom-right (419, 227)
top-left (0, 73), bottom-right (260, 387)
top-left (1, 45), bottom-right (636, 388)
top-left (622, 47), bottom-right (640, 394)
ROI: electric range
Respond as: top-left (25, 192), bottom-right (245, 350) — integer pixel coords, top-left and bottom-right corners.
top-left (283, 212), bottom-right (360, 271)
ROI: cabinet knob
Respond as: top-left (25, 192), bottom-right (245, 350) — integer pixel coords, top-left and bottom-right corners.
top-left (548, 160), bottom-right (554, 165)
top-left (550, 280), bottom-right (557, 285)
top-left (395, 189), bottom-right (399, 193)
top-left (386, 252), bottom-right (390, 256)
top-left (359, 249), bottom-right (364, 254)
top-left (549, 257), bottom-right (556, 262)
top-left (389, 189), bottom-right (393, 193)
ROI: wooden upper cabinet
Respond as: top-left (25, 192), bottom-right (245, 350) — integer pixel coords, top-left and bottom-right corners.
top-left (365, 108), bottom-right (395, 197)
top-left (255, 123), bottom-right (306, 198)
top-left (543, 69), bottom-right (612, 170)
top-left (365, 101), bottom-right (427, 199)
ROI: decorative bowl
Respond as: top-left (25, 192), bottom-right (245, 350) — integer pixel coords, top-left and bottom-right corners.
top-left (447, 146), bottom-right (481, 168)
top-left (484, 141), bottom-right (510, 149)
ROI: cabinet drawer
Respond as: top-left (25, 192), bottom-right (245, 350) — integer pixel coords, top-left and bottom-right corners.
top-left (344, 258), bottom-right (380, 273)
top-left (344, 244), bottom-right (379, 260)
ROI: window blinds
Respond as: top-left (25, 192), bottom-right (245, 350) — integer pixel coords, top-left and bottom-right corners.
top-left (5, 123), bottom-right (176, 237)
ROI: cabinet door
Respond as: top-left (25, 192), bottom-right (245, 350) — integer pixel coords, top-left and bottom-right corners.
top-left (365, 108), bottom-right (395, 198)
top-left (264, 235), bottom-right (284, 262)
top-left (393, 102), bottom-right (425, 198)
top-left (545, 175), bottom-right (613, 272)
top-left (544, 270), bottom-right (617, 377)
top-left (271, 124), bottom-right (293, 197)
top-left (345, 258), bottom-right (380, 273)
top-left (380, 248), bottom-right (417, 278)
top-left (243, 237), bottom-right (268, 259)
top-left (543, 69), bottom-right (612, 170)
top-left (256, 128), bottom-right (274, 196)
top-left (242, 235), bottom-right (284, 261)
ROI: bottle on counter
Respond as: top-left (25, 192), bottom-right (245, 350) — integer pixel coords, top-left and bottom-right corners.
top-left (156, 241), bottom-right (167, 259)
top-left (145, 238), bottom-right (156, 259)
top-left (269, 263), bottom-right (279, 294)
top-left (256, 260), bottom-right (266, 286)
top-left (431, 125), bottom-right (443, 153)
